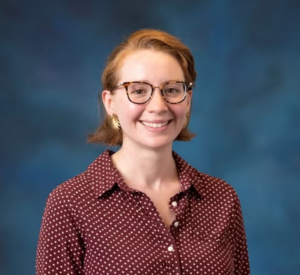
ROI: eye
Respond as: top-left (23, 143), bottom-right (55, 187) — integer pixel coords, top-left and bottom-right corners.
top-left (131, 89), bottom-right (147, 95)
top-left (165, 88), bottom-right (180, 94)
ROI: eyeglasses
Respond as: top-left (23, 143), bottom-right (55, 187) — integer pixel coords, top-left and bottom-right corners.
top-left (113, 81), bottom-right (193, 104)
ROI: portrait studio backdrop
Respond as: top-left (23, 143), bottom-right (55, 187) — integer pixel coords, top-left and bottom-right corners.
top-left (0, 0), bottom-right (300, 274)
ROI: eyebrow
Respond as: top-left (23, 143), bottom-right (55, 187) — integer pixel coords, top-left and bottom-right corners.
top-left (121, 79), bottom-right (185, 85)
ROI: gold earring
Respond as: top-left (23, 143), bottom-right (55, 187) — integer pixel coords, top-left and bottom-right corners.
top-left (111, 114), bottom-right (121, 131)
top-left (183, 112), bottom-right (190, 129)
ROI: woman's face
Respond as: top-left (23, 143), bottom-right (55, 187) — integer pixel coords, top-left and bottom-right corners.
top-left (103, 49), bottom-right (192, 150)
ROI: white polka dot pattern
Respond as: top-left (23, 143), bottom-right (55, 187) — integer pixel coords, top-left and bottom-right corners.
top-left (36, 150), bottom-right (250, 274)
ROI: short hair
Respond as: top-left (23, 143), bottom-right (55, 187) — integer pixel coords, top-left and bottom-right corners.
top-left (88, 29), bottom-right (197, 146)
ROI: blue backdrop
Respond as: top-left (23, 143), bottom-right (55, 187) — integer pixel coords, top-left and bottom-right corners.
top-left (1, 0), bottom-right (299, 274)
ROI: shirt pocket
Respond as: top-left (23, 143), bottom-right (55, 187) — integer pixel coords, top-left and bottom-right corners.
top-left (196, 228), bottom-right (230, 245)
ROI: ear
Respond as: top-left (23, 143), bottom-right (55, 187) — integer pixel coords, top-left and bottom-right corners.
top-left (102, 90), bottom-right (115, 116)
top-left (186, 90), bottom-right (193, 110)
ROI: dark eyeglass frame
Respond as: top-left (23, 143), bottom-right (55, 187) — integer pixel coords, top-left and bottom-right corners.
top-left (113, 81), bottom-right (193, 104)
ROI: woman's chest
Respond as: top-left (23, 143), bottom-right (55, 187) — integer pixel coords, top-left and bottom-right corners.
top-left (79, 191), bottom-right (235, 275)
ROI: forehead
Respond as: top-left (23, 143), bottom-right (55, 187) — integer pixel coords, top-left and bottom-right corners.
top-left (118, 50), bottom-right (185, 84)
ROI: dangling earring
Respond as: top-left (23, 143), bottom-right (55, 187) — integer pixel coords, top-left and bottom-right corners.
top-left (183, 112), bottom-right (190, 129)
top-left (111, 114), bottom-right (121, 131)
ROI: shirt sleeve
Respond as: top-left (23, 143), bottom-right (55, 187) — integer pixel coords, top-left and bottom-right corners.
top-left (232, 193), bottom-right (250, 275)
top-left (36, 187), bottom-right (85, 275)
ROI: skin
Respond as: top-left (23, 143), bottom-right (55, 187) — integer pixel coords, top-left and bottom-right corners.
top-left (102, 49), bottom-right (192, 226)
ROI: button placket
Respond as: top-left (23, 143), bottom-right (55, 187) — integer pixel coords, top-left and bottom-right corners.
top-left (164, 242), bottom-right (182, 275)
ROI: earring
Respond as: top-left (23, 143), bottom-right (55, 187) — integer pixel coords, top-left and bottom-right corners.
top-left (183, 112), bottom-right (190, 129)
top-left (111, 114), bottom-right (121, 131)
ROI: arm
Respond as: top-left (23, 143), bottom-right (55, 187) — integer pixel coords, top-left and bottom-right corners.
top-left (36, 187), bottom-right (85, 275)
top-left (232, 193), bottom-right (250, 275)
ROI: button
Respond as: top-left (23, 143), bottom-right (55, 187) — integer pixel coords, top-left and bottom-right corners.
top-left (171, 201), bottom-right (177, 207)
top-left (168, 245), bottom-right (174, 252)
top-left (174, 221), bottom-right (179, 227)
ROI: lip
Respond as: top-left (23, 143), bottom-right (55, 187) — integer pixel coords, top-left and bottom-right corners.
top-left (140, 119), bottom-right (172, 123)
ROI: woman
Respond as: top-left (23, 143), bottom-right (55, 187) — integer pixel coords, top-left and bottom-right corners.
top-left (36, 29), bottom-right (250, 275)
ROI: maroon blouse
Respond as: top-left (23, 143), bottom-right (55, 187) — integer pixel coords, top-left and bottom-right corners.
top-left (36, 150), bottom-right (250, 275)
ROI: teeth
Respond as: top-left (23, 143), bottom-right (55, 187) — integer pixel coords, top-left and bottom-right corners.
top-left (142, 121), bottom-right (168, 128)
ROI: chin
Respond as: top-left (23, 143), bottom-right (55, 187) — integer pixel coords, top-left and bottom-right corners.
top-left (138, 138), bottom-right (174, 150)
top-left (123, 132), bottom-right (178, 150)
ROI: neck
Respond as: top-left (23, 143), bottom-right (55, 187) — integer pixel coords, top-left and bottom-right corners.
top-left (111, 143), bottom-right (178, 192)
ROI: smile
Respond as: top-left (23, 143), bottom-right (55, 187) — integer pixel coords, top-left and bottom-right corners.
top-left (141, 121), bottom-right (169, 128)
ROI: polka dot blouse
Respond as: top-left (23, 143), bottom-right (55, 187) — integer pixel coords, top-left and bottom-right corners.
top-left (36, 150), bottom-right (250, 275)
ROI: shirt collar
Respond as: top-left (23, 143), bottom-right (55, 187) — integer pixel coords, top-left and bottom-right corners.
top-left (172, 151), bottom-right (205, 198)
top-left (86, 150), bottom-right (205, 199)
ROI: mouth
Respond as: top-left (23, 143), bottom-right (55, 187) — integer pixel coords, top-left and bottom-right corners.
top-left (140, 120), bottom-right (170, 128)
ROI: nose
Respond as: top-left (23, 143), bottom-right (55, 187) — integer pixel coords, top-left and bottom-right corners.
top-left (146, 87), bottom-right (168, 112)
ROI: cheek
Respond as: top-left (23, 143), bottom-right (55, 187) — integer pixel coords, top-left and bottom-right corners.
top-left (117, 103), bottom-right (144, 125)
top-left (172, 106), bottom-right (188, 122)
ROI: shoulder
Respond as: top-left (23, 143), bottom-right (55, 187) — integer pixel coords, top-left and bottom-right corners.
top-left (45, 149), bottom-right (117, 211)
top-left (187, 165), bottom-right (243, 218)
top-left (46, 149), bottom-right (116, 206)
top-left (195, 166), bottom-right (236, 194)
top-left (46, 171), bottom-right (91, 210)
top-left (174, 152), bottom-right (239, 203)
top-left (194, 167), bottom-right (239, 201)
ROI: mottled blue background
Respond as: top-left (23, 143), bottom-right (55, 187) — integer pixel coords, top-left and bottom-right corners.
top-left (1, 0), bottom-right (300, 274)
